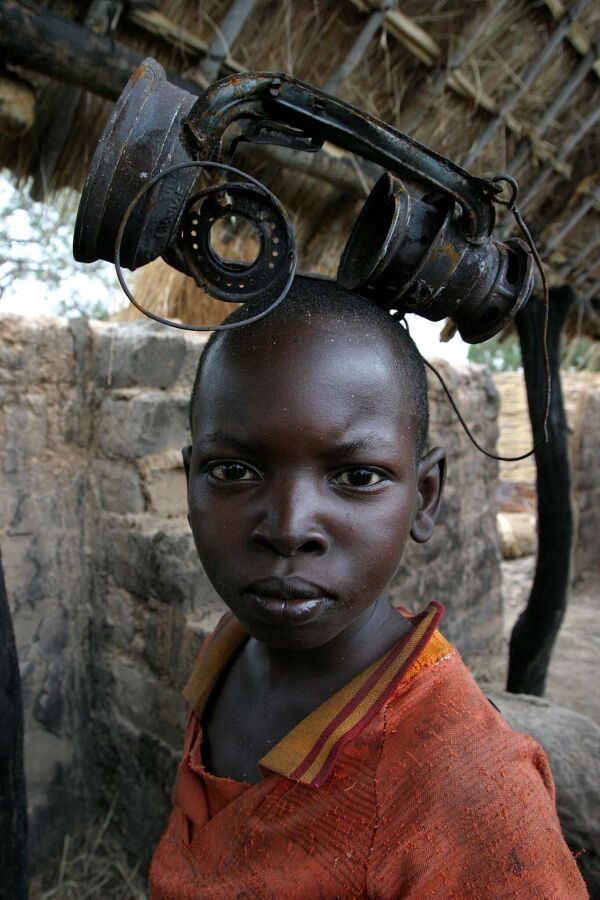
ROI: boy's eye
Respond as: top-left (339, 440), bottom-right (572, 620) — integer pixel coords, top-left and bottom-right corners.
top-left (333, 468), bottom-right (386, 488)
top-left (208, 462), bottom-right (258, 482)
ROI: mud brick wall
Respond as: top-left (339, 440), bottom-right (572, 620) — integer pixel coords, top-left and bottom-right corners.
top-left (0, 314), bottom-right (501, 867)
top-left (570, 384), bottom-right (600, 578)
top-left (395, 360), bottom-right (502, 686)
top-left (494, 370), bottom-right (600, 580)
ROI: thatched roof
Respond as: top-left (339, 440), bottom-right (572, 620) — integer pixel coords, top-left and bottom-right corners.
top-left (2, 0), bottom-right (600, 329)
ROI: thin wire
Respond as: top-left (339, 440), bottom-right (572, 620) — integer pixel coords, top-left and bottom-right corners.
top-left (493, 173), bottom-right (551, 443)
top-left (114, 161), bottom-right (297, 332)
top-left (404, 174), bottom-right (551, 463)
top-left (422, 358), bottom-right (545, 462)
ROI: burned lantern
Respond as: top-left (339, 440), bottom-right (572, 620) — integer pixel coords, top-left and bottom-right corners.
top-left (337, 173), bottom-right (533, 343)
top-left (74, 58), bottom-right (535, 340)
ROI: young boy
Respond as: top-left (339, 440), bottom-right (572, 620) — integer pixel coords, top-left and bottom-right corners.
top-left (149, 276), bottom-right (587, 898)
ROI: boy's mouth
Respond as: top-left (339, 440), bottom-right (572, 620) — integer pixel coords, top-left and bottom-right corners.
top-left (244, 577), bottom-right (333, 624)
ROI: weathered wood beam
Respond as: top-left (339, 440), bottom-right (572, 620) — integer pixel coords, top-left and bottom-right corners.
top-left (31, 0), bottom-right (125, 201)
top-left (235, 142), bottom-right (379, 198)
top-left (462, 0), bottom-right (591, 167)
top-left (0, 0), bottom-right (201, 101)
top-left (127, 8), bottom-right (244, 80)
top-left (0, 2), bottom-right (377, 202)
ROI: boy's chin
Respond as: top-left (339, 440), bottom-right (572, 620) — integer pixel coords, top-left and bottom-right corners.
top-left (239, 614), bottom-right (349, 652)
top-left (250, 626), bottom-right (343, 651)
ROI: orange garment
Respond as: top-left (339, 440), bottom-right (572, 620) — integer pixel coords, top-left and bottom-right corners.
top-left (150, 603), bottom-right (588, 899)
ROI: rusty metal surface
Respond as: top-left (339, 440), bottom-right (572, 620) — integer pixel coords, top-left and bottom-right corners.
top-left (180, 181), bottom-right (293, 302)
top-left (74, 58), bottom-right (535, 342)
top-left (186, 73), bottom-right (499, 243)
top-left (74, 58), bottom-right (197, 268)
top-left (338, 173), bottom-right (533, 343)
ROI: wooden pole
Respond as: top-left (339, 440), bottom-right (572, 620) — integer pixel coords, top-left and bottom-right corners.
top-left (0, 0), bottom-right (200, 101)
top-left (507, 285), bottom-right (575, 695)
top-left (199, 0), bottom-right (256, 84)
top-left (403, 0), bottom-right (512, 134)
top-left (507, 44), bottom-right (599, 176)
top-left (545, 182), bottom-right (600, 253)
top-left (324, 1), bottom-right (392, 94)
top-left (462, 0), bottom-right (590, 167)
top-left (514, 103), bottom-right (600, 220)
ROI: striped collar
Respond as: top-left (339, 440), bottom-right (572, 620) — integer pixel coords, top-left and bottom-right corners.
top-left (183, 601), bottom-right (450, 788)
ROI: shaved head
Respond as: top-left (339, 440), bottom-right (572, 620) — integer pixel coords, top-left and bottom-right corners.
top-left (190, 275), bottom-right (429, 458)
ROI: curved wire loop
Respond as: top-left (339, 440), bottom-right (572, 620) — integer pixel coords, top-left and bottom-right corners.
top-left (114, 161), bottom-right (297, 332)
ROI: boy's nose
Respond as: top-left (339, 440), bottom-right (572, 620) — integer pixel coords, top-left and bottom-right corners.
top-left (251, 478), bottom-right (329, 557)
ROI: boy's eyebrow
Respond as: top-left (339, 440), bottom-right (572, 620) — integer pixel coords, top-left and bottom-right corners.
top-left (321, 435), bottom-right (397, 456)
top-left (196, 430), bottom-right (262, 454)
top-left (196, 431), bottom-right (399, 456)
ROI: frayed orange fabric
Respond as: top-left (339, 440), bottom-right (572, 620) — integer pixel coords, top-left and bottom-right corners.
top-left (150, 608), bottom-right (588, 899)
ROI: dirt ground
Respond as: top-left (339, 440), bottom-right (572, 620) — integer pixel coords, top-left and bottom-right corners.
top-left (501, 556), bottom-right (600, 725)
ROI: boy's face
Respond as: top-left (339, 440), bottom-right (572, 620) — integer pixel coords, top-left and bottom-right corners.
top-left (186, 315), bottom-right (444, 650)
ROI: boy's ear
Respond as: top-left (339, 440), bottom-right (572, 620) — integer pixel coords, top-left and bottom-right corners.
top-left (182, 445), bottom-right (192, 487)
top-left (410, 447), bottom-right (446, 544)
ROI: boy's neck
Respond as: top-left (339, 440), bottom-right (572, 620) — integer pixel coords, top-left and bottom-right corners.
top-left (246, 595), bottom-right (412, 695)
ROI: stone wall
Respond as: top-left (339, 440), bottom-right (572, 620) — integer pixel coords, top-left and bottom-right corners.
top-left (392, 360), bottom-right (502, 685)
top-left (0, 316), bottom-right (93, 861)
top-left (571, 384), bottom-right (600, 578)
top-left (0, 314), bottom-right (501, 869)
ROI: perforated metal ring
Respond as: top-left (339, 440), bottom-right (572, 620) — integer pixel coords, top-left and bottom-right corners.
top-left (114, 161), bottom-right (297, 332)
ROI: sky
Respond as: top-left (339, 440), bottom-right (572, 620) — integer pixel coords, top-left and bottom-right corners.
top-left (0, 174), bottom-right (469, 364)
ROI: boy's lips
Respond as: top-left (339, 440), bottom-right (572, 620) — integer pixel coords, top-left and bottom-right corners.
top-left (246, 576), bottom-right (332, 600)
top-left (244, 577), bottom-right (334, 624)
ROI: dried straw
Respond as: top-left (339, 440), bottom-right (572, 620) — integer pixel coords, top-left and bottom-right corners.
top-left (3, 0), bottom-right (600, 310)
top-left (29, 801), bottom-right (147, 900)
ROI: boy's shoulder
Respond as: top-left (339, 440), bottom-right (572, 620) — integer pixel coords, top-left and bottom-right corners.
top-left (379, 641), bottom-right (555, 815)
top-left (370, 647), bottom-right (587, 897)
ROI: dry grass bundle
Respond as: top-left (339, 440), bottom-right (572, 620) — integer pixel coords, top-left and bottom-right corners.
top-left (125, 258), bottom-right (238, 327)
top-left (3, 0), bottom-right (600, 307)
top-left (29, 803), bottom-right (147, 900)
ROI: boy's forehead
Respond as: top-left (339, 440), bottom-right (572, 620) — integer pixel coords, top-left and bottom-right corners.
top-left (203, 314), bottom-right (404, 392)
top-left (194, 314), bottom-right (419, 438)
